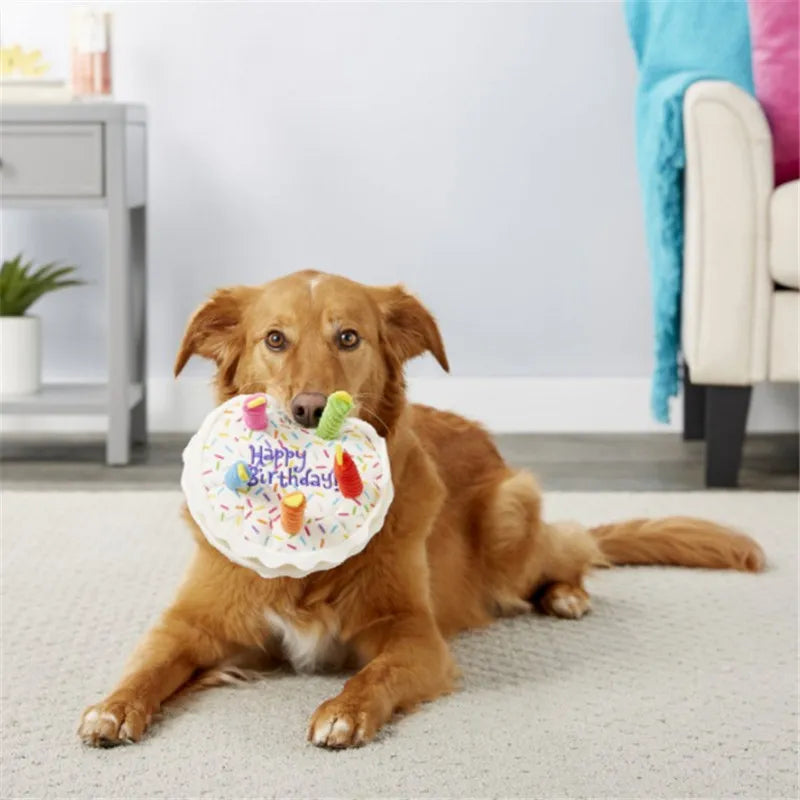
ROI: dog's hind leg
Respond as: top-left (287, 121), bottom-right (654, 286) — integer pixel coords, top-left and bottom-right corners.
top-left (481, 472), bottom-right (602, 619)
top-left (480, 470), bottom-right (543, 615)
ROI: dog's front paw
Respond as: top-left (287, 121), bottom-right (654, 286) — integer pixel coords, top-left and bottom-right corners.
top-left (307, 695), bottom-right (380, 749)
top-left (78, 696), bottom-right (150, 747)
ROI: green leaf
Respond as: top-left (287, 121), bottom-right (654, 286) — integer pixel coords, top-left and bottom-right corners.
top-left (0, 255), bottom-right (85, 316)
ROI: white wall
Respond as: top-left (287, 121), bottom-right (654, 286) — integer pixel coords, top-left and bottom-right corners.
top-left (2, 1), bottom-right (797, 432)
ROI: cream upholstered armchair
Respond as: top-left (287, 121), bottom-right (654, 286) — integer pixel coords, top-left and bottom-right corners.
top-left (682, 80), bottom-right (799, 487)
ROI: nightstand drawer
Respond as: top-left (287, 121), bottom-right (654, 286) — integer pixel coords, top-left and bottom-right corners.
top-left (0, 124), bottom-right (103, 197)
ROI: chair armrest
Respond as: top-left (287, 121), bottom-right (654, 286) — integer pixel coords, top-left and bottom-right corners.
top-left (682, 80), bottom-right (774, 384)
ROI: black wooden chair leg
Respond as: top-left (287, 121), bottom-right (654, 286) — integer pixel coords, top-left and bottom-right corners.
top-left (683, 368), bottom-right (706, 441)
top-left (705, 385), bottom-right (752, 487)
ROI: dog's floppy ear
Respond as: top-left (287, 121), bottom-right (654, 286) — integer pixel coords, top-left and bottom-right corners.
top-left (372, 285), bottom-right (449, 372)
top-left (174, 287), bottom-right (249, 379)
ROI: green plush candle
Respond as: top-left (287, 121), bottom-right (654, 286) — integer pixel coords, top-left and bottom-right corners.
top-left (316, 390), bottom-right (353, 439)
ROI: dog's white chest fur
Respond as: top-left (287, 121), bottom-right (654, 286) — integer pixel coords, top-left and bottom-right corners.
top-left (264, 609), bottom-right (345, 673)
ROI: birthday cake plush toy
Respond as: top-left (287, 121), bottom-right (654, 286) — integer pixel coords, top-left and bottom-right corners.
top-left (182, 391), bottom-right (394, 579)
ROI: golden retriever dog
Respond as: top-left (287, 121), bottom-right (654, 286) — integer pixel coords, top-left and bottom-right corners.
top-left (79, 271), bottom-right (764, 749)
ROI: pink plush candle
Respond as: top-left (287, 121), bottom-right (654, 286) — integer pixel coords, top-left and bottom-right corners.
top-left (242, 394), bottom-right (267, 430)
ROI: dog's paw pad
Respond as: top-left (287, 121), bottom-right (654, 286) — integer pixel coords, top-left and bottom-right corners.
top-left (539, 584), bottom-right (591, 619)
top-left (308, 699), bottom-right (374, 749)
top-left (78, 699), bottom-right (147, 747)
top-left (550, 593), bottom-right (590, 619)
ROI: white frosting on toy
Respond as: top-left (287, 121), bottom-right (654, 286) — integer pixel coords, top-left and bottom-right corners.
top-left (182, 394), bottom-right (394, 578)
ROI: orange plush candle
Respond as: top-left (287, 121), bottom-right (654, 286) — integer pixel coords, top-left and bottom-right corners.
top-left (280, 492), bottom-right (306, 534)
top-left (333, 444), bottom-right (363, 499)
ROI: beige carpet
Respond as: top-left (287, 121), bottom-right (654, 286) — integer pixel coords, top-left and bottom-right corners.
top-left (1, 491), bottom-right (797, 799)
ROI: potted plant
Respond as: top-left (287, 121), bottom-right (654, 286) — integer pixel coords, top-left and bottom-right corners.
top-left (0, 254), bottom-right (84, 396)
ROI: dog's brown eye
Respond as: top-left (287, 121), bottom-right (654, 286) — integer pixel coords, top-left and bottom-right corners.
top-left (265, 330), bottom-right (287, 352)
top-left (338, 329), bottom-right (360, 350)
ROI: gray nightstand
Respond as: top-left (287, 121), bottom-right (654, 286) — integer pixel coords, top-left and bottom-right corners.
top-left (0, 103), bottom-right (147, 465)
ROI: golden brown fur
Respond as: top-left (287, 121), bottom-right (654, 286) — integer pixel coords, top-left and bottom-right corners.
top-left (79, 271), bottom-right (765, 749)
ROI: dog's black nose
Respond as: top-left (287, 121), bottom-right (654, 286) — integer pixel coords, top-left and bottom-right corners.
top-left (290, 392), bottom-right (327, 428)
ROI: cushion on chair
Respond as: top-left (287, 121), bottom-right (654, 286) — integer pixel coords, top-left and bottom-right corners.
top-left (769, 290), bottom-right (800, 381)
top-left (770, 181), bottom-right (799, 289)
top-left (748, 0), bottom-right (800, 185)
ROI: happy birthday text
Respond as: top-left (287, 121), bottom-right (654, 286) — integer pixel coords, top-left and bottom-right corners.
top-left (247, 444), bottom-right (336, 490)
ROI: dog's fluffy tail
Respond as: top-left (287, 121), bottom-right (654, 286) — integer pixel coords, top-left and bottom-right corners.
top-left (590, 517), bottom-right (765, 572)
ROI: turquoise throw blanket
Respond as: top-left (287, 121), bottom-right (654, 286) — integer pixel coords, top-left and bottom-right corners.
top-left (625, 0), bottom-right (753, 422)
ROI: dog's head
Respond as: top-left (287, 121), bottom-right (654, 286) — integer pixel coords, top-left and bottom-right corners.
top-left (174, 271), bottom-right (449, 435)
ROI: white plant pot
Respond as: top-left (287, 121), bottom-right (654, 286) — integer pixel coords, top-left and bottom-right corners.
top-left (0, 315), bottom-right (41, 396)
